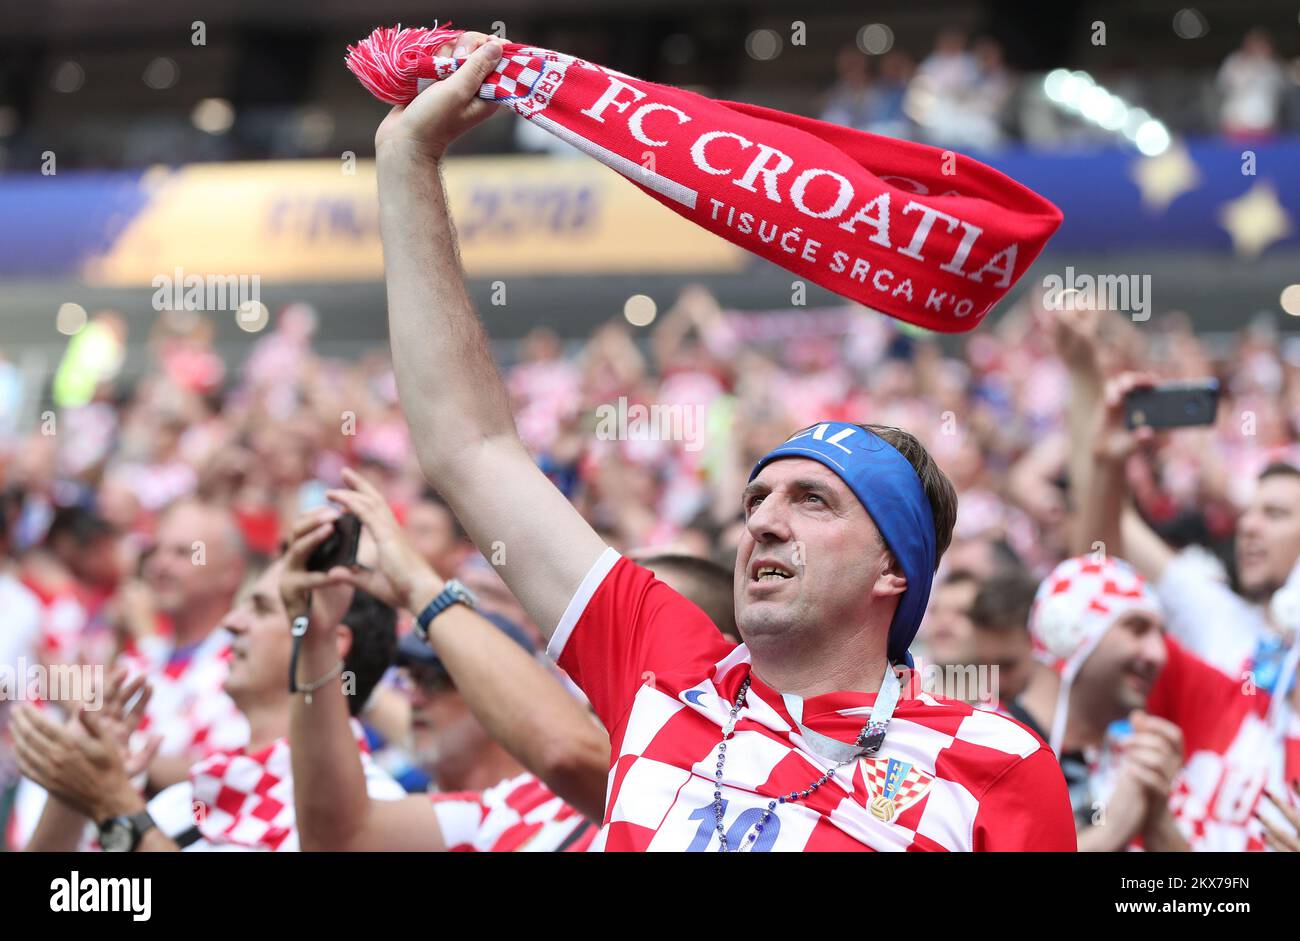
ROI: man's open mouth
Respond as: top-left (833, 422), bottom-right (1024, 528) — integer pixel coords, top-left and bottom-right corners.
top-left (750, 560), bottom-right (794, 582)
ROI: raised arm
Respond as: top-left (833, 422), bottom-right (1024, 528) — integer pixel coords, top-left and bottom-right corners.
top-left (280, 511), bottom-right (449, 852)
top-left (1048, 303), bottom-right (1105, 546)
top-left (327, 470), bottom-right (611, 821)
top-left (1074, 372), bottom-right (1149, 558)
top-left (1052, 306), bottom-right (1175, 579)
top-left (1074, 371), bottom-right (1177, 584)
top-left (376, 33), bottom-right (606, 637)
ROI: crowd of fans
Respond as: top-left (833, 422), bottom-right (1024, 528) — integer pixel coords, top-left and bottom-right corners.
top-left (1, 277), bottom-right (1298, 851)
top-left (823, 30), bottom-right (1012, 150)
top-left (821, 27), bottom-right (1298, 148)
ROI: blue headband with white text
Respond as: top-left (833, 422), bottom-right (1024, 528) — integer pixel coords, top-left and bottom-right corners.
top-left (749, 422), bottom-right (937, 667)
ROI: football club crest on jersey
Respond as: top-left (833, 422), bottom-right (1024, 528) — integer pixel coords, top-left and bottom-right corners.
top-left (863, 757), bottom-right (934, 822)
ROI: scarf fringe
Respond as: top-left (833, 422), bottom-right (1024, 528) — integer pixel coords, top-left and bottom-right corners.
top-left (346, 23), bottom-right (464, 106)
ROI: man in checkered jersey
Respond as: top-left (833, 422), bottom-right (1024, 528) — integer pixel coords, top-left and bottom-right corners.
top-left (372, 30), bottom-right (1076, 851)
top-left (282, 470), bottom-right (610, 852)
top-left (285, 473), bottom-right (749, 852)
top-left (6, 500), bottom-right (250, 850)
top-left (14, 555), bottom-right (404, 851)
top-left (117, 501), bottom-right (253, 789)
top-left (1062, 372), bottom-right (1300, 851)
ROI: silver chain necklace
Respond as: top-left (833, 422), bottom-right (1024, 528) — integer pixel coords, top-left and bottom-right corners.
top-left (710, 674), bottom-right (887, 852)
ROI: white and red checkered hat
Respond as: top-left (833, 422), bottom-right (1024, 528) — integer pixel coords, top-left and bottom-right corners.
top-left (1028, 555), bottom-right (1161, 752)
top-left (1030, 555), bottom-right (1160, 670)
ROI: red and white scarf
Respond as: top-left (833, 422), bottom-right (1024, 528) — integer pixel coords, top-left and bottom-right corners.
top-left (347, 24), bottom-right (1062, 333)
top-left (188, 720), bottom-right (371, 851)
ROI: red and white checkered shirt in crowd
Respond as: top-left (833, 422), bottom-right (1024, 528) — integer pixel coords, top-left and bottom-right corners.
top-left (429, 772), bottom-right (598, 852)
top-left (17, 574), bottom-right (87, 666)
top-left (1148, 636), bottom-right (1300, 852)
top-left (548, 550), bottom-right (1077, 851)
top-left (147, 720), bottom-right (404, 852)
top-left (119, 627), bottom-right (249, 761)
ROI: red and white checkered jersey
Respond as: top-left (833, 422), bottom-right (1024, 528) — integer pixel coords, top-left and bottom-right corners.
top-left (148, 722), bottom-right (405, 852)
top-left (18, 573), bottom-right (87, 665)
top-left (429, 772), bottom-right (598, 852)
top-left (119, 628), bottom-right (249, 761)
top-left (1148, 636), bottom-right (1300, 851)
top-left (548, 550), bottom-right (1077, 851)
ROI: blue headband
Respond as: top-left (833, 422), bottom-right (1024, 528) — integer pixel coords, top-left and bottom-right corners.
top-left (748, 422), bottom-right (936, 667)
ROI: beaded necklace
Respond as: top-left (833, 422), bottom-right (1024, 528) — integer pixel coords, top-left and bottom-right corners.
top-left (709, 666), bottom-right (900, 852)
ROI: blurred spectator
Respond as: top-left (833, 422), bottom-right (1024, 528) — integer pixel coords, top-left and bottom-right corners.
top-left (908, 30), bottom-right (977, 146)
top-left (967, 37), bottom-right (1013, 148)
top-left (122, 500), bottom-right (250, 789)
top-left (920, 569), bottom-right (979, 670)
top-left (404, 489), bottom-right (475, 581)
top-left (907, 32), bottom-right (1013, 150)
top-left (821, 47), bottom-right (875, 131)
top-left (969, 566), bottom-right (1044, 708)
top-left (1020, 555), bottom-right (1188, 851)
top-left (15, 557), bottom-right (403, 852)
top-left (17, 506), bottom-right (120, 667)
top-left (822, 47), bottom-right (916, 139)
top-left (52, 312), bottom-right (127, 410)
top-left (1217, 29), bottom-right (1288, 139)
top-left (871, 51), bottom-right (917, 138)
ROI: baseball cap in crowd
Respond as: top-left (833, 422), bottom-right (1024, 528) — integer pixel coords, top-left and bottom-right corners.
top-left (395, 610), bottom-right (537, 677)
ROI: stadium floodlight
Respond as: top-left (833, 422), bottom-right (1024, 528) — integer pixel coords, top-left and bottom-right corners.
top-left (1044, 71), bottom-right (1169, 155)
top-left (1042, 68), bottom-right (1071, 102)
top-left (1057, 71), bottom-right (1093, 109)
top-left (1122, 107), bottom-right (1153, 140)
top-left (1079, 85), bottom-right (1114, 123)
top-left (1098, 96), bottom-right (1129, 131)
top-left (1134, 120), bottom-right (1172, 156)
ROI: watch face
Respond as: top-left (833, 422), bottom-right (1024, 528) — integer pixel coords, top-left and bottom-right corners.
top-left (100, 820), bottom-right (133, 852)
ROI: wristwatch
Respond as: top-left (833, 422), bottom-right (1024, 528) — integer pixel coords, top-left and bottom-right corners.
top-left (413, 579), bottom-right (478, 642)
top-left (99, 810), bottom-right (157, 852)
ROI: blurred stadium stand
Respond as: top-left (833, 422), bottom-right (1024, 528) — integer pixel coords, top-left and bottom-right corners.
top-left (2, 0), bottom-right (1299, 402)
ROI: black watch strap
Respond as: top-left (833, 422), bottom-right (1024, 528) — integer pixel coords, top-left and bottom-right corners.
top-left (128, 810), bottom-right (158, 846)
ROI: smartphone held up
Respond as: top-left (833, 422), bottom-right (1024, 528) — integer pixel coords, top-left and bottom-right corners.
top-left (1123, 379), bottom-right (1220, 431)
top-left (306, 513), bottom-right (362, 572)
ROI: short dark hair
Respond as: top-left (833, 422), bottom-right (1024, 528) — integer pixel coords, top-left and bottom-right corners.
top-left (853, 423), bottom-right (958, 569)
top-left (1259, 462), bottom-right (1300, 484)
top-left (640, 552), bottom-right (738, 641)
top-left (44, 505), bottom-right (116, 548)
top-left (340, 589), bottom-right (398, 716)
top-left (969, 568), bottom-right (1039, 635)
